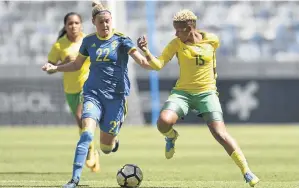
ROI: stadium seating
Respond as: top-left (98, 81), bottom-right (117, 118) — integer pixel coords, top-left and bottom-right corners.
top-left (0, 1), bottom-right (299, 65)
top-left (132, 1), bottom-right (299, 62)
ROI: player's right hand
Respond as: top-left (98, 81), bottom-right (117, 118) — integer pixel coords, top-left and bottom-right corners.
top-left (42, 63), bottom-right (58, 74)
top-left (137, 35), bottom-right (148, 52)
top-left (63, 56), bottom-right (77, 64)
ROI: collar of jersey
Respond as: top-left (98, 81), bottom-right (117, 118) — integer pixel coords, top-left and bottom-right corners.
top-left (179, 30), bottom-right (207, 46)
top-left (96, 29), bottom-right (115, 40)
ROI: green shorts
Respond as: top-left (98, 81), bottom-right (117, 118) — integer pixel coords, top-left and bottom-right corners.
top-left (65, 91), bottom-right (83, 115)
top-left (161, 90), bottom-right (223, 123)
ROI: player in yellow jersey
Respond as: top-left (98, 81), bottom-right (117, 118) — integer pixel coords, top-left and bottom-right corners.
top-left (137, 9), bottom-right (259, 187)
top-left (47, 12), bottom-right (99, 172)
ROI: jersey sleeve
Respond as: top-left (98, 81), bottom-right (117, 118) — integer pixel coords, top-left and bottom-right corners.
top-left (157, 38), bottom-right (179, 64)
top-left (146, 38), bottom-right (179, 71)
top-left (198, 44), bottom-right (214, 62)
top-left (48, 42), bottom-right (61, 64)
top-left (193, 32), bottom-right (219, 63)
top-left (205, 33), bottom-right (220, 49)
top-left (122, 37), bottom-right (137, 54)
top-left (79, 38), bottom-right (89, 57)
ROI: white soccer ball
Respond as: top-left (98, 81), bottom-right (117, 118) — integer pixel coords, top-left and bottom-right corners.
top-left (116, 164), bottom-right (143, 188)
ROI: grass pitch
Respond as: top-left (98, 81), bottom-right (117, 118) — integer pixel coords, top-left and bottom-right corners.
top-left (0, 125), bottom-right (298, 188)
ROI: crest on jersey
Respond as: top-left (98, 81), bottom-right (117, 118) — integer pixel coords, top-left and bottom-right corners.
top-left (86, 103), bottom-right (93, 111)
top-left (190, 46), bottom-right (201, 53)
top-left (111, 41), bottom-right (118, 50)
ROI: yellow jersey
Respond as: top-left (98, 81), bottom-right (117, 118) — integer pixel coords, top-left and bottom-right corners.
top-left (157, 32), bottom-right (219, 94)
top-left (48, 32), bottom-right (90, 94)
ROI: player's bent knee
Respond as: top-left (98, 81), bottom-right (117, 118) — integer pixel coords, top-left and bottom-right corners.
top-left (157, 111), bottom-right (179, 133)
top-left (81, 118), bottom-right (97, 132)
top-left (158, 111), bottom-right (178, 126)
top-left (100, 143), bottom-right (113, 154)
top-left (157, 119), bottom-right (173, 133)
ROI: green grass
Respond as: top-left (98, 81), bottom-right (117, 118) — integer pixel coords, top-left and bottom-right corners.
top-left (0, 125), bottom-right (298, 188)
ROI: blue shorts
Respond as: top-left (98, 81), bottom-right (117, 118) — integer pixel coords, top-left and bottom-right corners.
top-left (82, 92), bottom-right (128, 136)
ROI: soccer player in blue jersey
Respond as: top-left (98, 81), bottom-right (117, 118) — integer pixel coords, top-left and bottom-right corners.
top-left (42, 1), bottom-right (151, 188)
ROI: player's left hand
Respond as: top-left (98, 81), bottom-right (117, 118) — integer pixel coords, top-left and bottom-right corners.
top-left (42, 63), bottom-right (58, 74)
top-left (137, 35), bottom-right (148, 52)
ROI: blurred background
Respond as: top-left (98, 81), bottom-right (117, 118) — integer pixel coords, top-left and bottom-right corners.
top-left (1, 0), bottom-right (299, 126)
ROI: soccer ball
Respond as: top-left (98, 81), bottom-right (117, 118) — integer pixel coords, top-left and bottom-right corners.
top-left (116, 164), bottom-right (143, 188)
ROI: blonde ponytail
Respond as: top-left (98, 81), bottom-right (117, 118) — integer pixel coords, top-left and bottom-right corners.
top-left (92, 0), bottom-right (102, 8)
top-left (91, 0), bottom-right (110, 17)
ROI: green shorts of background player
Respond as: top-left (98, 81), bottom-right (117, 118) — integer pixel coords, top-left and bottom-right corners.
top-left (158, 90), bottom-right (259, 187)
top-left (65, 92), bottom-right (83, 127)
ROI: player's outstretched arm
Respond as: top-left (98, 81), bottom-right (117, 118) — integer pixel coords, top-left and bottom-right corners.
top-left (137, 35), bottom-right (177, 71)
top-left (137, 36), bottom-right (163, 71)
top-left (42, 55), bottom-right (87, 73)
top-left (129, 50), bottom-right (153, 70)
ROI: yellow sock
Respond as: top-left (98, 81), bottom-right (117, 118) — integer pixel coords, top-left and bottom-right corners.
top-left (231, 150), bottom-right (250, 175)
top-left (162, 128), bottom-right (176, 138)
top-left (89, 140), bottom-right (95, 151)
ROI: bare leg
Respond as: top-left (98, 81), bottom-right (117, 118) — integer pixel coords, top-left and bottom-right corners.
top-left (157, 110), bottom-right (179, 133)
top-left (100, 130), bottom-right (118, 154)
top-left (207, 120), bottom-right (259, 187)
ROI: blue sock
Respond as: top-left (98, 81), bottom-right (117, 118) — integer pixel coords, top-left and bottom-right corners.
top-left (72, 131), bottom-right (94, 181)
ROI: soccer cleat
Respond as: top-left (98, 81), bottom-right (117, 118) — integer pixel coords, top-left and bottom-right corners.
top-left (112, 139), bottom-right (119, 153)
top-left (165, 130), bottom-right (179, 159)
top-left (85, 146), bottom-right (96, 168)
top-left (244, 172), bottom-right (260, 187)
top-left (91, 150), bottom-right (100, 172)
top-left (62, 179), bottom-right (79, 188)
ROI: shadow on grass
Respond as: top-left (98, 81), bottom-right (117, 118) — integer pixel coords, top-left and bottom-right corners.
top-left (0, 186), bottom-right (63, 188)
top-left (89, 187), bottom-right (180, 188)
top-left (0, 172), bottom-right (69, 175)
top-left (0, 185), bottom-right (89, 188)
top-left (0, 186), bottom-right (179, 188)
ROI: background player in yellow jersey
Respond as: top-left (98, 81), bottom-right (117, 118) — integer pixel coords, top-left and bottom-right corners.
top-left (137, 9), bottom-right (259, 187)
top-left (47, 12), bottom-right (99, 172)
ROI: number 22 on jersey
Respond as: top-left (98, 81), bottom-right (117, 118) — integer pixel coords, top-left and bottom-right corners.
top-left (96, 48), bottom-right (111, 62)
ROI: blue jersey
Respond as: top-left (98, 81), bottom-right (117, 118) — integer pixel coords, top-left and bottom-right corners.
top-left (79, 31), bottom-right (136, 99)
